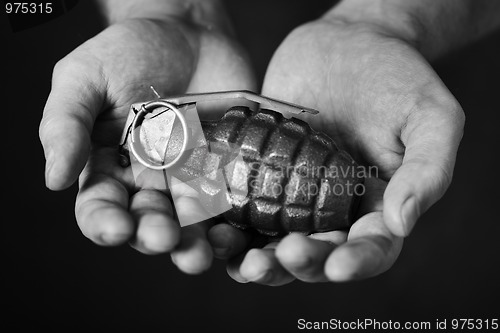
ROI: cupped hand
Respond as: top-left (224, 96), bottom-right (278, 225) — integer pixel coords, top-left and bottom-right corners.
top-left (39, 17), bottom-right (255, 274)
top-left (208, 18), bottom-right (464, 283)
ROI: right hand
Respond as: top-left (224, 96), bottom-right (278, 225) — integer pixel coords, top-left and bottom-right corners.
top-left (208, 17), bottom-right (465, 284)
top-left (39, 16), bottom-right (256, 274)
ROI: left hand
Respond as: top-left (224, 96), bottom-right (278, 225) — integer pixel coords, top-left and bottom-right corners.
top-left (39, 16), bottom-right (256, 274)
top-left (208, 17), bottom-right (464, 284)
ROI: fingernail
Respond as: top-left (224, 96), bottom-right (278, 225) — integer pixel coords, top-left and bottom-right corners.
top-left (100, 233), bottom-right (128, 245)
top-left (401, 196), bottom-right (419, 236)
top-left (249, 270), bottom-right (273, 283)
top-left (44, 149), bottom-right (54, 188)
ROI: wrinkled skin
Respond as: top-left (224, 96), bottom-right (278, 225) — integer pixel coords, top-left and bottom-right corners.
top-left (208, 19), bottom-right (464, 284)
top-left (40, 15), bottom-right (464, 282)
top-left (39, 18), bottom-right (256, 274)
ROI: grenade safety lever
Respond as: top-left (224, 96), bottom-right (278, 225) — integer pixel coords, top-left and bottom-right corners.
top-left (120, 90), bottom-right (319, 171)
top-left (165, 90), bottom-right (319, 116)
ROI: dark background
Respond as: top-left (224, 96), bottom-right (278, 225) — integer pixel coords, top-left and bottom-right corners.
top-left (3, 1), bottom-right (500, 331)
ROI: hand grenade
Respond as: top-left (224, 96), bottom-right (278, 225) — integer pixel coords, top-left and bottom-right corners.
top-left (119, 91), bottom-right (364, 236)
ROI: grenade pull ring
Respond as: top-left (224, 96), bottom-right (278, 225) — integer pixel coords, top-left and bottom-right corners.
top-left (129, 100), bottom-right (190, 170)
top-left (128, 90), bottom-right (320, 170)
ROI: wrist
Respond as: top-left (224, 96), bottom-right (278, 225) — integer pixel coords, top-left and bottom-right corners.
top-left (325, 0), bottom-right (500, 60)
top-left (324, 0), bottom-right (483, 60)
top-left (96, 0), bottom-right (234, 36)
top-left (324, 0), bottom-right (424, 50)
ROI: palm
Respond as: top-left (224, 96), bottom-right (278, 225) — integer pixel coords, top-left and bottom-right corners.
top-left (264, 20), bottom-right (444, 178)
top-left (214, 19), bottom-right (460, 284)
top-left (86, 18), bottom-right (254, 190)
top-left (42, 18), bottom-right (256, 272)
top-left (78, 21), bottom-right (193, 194)
top-left (256, 20), bottom-right (414, 282)
top-left (261, 21), bottom-right (412, 264)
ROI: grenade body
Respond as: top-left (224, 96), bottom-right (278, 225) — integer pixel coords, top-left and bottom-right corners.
top-left (164, 106), bottom-right (364, 236)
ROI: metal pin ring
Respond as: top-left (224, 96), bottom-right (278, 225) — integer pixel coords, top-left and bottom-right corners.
top-left (129, 100), bottom-right (189, 170)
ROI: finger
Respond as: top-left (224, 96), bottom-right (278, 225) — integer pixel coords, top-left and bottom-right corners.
top-left (128, 189), bottom-right (180, 255)
top-left (225, 235), bottom-right (270, 283)
top-left (207, 223), bottom-right (253, 259)
top-left (308, 230), bottom-right (348, 244)
top-left (76, 173), bottom-right (134, 246)
top-left (324, 211), bottom-right (404, 282)
top-left (235, 179), bottom-right (391, 283)
top-left (356, 176), bottom-right (386, 218)
top-left (171, 221), bottom-right (213, 275)
top-left (39, 57), bottom-right (105, 190)
top-left (275, 233), bottom-right (340, 283)
top-left (384, 97), bottom-right (465, 236)
top-left (226, 252), bottom-right (249, 283)
top-left (170, 195), bottom-right (214, 275)
top-left (236, 243), bottom-right (295, 286)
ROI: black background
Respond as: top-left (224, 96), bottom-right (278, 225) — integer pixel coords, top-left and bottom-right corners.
top-left (3, 0), bottom-right (500, 331)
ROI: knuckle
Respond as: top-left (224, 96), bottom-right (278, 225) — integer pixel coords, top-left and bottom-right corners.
top-left (52, 51), bottom-right (106, 92)
top-left (52, 55), bottom-right (79, 79)
top-left (452, 103), bottom-right (466, 137)
top-left (52, 57), bottom-right (69, 75)
top-left (414, 159), bottom-right (453, 196)
top-left (430, 162), bottom-right (453, 192)
top-left (38, 113), bottom-right (54, 143)
top-left (445, 99), bottom-right (466, 129)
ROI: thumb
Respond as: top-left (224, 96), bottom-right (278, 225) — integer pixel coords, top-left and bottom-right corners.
top-left (39, 57), bottom-right (105, 190)
top-left (383, 98), bottom-right (465, 237)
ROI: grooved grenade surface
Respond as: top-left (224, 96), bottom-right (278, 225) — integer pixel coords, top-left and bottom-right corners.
top-left (124, 106), bottom-right (364, 236)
